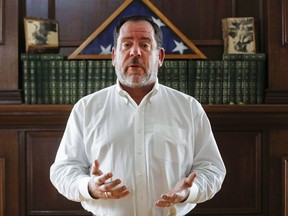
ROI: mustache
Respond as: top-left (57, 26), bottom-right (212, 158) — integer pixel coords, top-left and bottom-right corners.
top-left (125, 57), bottom-right (143, 68)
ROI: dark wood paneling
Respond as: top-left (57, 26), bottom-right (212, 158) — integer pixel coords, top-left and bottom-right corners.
top-left (0, 0), bottom-right (3, 44)
top-left (283, 156), bottom-right (288, 216)
top-left (269, 130), bottom-right (288, 216)
top-left (192, 131), bottom-right (263, 215)
top-left (25, 131), bottom-right (90, 215)
top-left (0, 130), bottom-right (19, 216)
top-left (0, 158), bottom-right (5, 216)
top-left (0, 104), bottom-right (287, 216)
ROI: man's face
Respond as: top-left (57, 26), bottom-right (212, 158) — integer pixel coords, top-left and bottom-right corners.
top-left (112, 20), bottom-right (164, 88)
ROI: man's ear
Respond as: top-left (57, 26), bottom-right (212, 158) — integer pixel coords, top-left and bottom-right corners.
top-left (158, 48), bottom-right (165, 67)
top-left (111, 47), bottom-right (115, 66)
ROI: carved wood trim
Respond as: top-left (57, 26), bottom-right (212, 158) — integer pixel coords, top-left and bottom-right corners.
top-left (0, 0), bottom-right (3, 44)
top-left (282, 0), bottom-right (288, 45)
top-left (0, 158), bottom-right (5, 216)
top-left (283, 156), bottom-right (288, 216)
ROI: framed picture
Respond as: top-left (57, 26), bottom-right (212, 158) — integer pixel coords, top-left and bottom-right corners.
top-left (222, 17), bottom-right (256, 54)
top-left (24, 17), bottom-right (59, 52)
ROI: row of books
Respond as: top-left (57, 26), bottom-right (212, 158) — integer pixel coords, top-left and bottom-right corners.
top-left (20, 53), bottom-right (266, 105)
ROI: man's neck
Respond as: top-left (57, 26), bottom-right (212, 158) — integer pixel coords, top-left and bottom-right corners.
top-left (120, 83), bottom-right (155, 105)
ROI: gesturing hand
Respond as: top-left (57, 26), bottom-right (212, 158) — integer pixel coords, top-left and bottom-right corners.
top-left (155, 172), bottom-right (196, 207)
top-left (88, 160), bottom-right (130, 200)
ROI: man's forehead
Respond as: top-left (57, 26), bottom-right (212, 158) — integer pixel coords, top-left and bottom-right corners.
top-left (120, 20), bottom-right (155, 36)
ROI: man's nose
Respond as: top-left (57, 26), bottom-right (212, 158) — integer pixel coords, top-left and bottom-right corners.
top-left (129, 45), bottom-right (141, 57)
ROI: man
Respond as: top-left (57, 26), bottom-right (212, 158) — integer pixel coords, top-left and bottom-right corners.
top-left (50, 15), bottom-right (226, 216)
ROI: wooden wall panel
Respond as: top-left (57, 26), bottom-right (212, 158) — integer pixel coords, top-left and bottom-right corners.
top-left (0, 0), bottom-right (3, 44)
top-left (0, 130), bottom-right (19, 216)
top-left (0, 158), bottom-right (5, 216)
top-left (191, 131), bottom-right (263, 215)
top-left (23, 0), bottom-right (264, 60)
top-left (283, 156), bottom-right (288, 216)
top-left (25, 131), bottom-right (90, 215)
top-left (269, 130), bottom-right (288, 216)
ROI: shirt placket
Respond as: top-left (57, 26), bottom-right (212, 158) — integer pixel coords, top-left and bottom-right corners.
top-left (134, 105), bottom-right (148, 216)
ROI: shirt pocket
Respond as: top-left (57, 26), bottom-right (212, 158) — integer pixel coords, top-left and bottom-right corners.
top-left (153, 125), bottom-right (187, 163)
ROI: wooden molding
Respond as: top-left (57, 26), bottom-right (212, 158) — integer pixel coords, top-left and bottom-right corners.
top-left (283, 156), bottom-right (288, 216)
top-left (0, 0), bottom-right (3, 44)
top-left (0, 158), bottom-right (5, 216)
top-left (282, 0), bottom-right (288, 45)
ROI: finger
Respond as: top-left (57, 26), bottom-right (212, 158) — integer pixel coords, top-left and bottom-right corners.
top-left (95, 172), bottom-right (113, 185)
top-left (155, 200), bottom-right (173, 207)
top-left (100, 178), bottom-right (122, 190)
top-left (160, 193), bottom-right (177, 202)
top-left (108, 186), bottom-right (130, 199)
top-left (91, 160), bottom-right (103, 176)
top-left (184, 172), bottom-right (197, 187)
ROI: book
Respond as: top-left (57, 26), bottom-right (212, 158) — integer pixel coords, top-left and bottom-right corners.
top-left (200, 61), bottom-right (209, 104)
top-left (21, 56), bottom-right (31, 104)
top-left (179, 60), bottom-right (188, 94)
top-left (187, 60), bottom-right (196, 97)
top-left (78, 61), bottom-right (87, 99)
top-left (63, 61), bottom-right (71, 104)
top-left (164, 60), bottom-right (172, 88)
top-left (222, 17), bottom-right (256, 54)
top-left (69, 61), bottom-right (78, 104)
top-left (214, 61), bottom-right (223, 104)
top-left (222, 60), bottom-right (229, 104)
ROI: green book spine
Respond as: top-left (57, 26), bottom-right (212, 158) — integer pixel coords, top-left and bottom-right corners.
top-left (86, 60), bottom-right (95, 95)
top-left (101, 60), bottom-right (107, 89)
top-left (36, 60), bottom-right (43, 104)
top-left (187, 60), bottom-right (196, 97)
top-left (106, 60), bottom-right (115, 87)
top-left (78, 60), bottom-right (87, 100)
top-left (42, 60), bottom-right (51, 104)
top-left (40, 53), bottom-right (65, 61)
top-left (179, 60), bottom-right (188, 94)
top-left (228, 61), bottom-right (236, 104)
top-left (235, 61), bottom-right (243, 104)
top-left (50, 61), bottom-right (58, 104)
top-left (57, 61), bottom-right (64, 104)
top-left (171, 60), bottom-right (180, 91)
top-left (164, 60), bottom-right (172, 88)
top-left (257, 53), bottom-right (266, 104)
top-left (63, 61), bottom-right (71, 104)
top-left (70, 61), bottom-right (78, 104)
top-left (249, 61), bottom-right (257, 104)
top-left (158, 62), bottom-right (165, 85)
top-left (242, 61), bottom-right (250, 104)
top-left (194, 61), bottom-right (203, 102)
top-left (200, 61), bottom-right (209, 104)
top-left (215, 61), bottom-right (223, 104)
top-left (94, 60), bottom-right (102, 91)
top-left (208, 61), bottom-right (216, 104)
top-left (29, 60), bottom-right (37, 104)
top-left (222, 61), bottom-right (229, 104)
top-left (22, 58), bottom-right (31, 104)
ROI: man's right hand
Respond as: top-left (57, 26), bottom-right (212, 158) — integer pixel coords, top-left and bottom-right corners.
top-left (88, 160), bottom-right (130, 200)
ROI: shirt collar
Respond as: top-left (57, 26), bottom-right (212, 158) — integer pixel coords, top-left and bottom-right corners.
top-left (116, 79), bottom-right (159, 105)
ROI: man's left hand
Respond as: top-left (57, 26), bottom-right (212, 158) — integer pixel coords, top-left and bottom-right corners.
top-left (155, 172), bottom-right (196, 207)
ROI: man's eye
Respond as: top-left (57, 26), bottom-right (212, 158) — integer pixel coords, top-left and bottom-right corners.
top-left (142, 44), bottom-right (150, 49)
top-left (122, 43), bottom-right (131, 48)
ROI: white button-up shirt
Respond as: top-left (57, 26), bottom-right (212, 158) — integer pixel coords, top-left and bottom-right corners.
top-left (50, 80), bottom-right (226, 216)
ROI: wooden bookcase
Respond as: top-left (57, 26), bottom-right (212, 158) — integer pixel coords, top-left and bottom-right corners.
top-left (0, 0), bottom-right (287, 215)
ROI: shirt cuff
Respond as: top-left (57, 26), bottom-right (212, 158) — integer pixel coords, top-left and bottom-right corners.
top-left (185, 183), bottom-right (199, 203)
top-left (78, 176), bottom-right (94, 200)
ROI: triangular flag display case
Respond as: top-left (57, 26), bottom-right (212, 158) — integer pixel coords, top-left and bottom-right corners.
top-left (68, 0), bottom-right (206, 60)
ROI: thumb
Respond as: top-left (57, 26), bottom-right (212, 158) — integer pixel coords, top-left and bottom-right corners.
top-left (91, 160), bottom-right (103, 176)
top-left (184, 172), bottom-right (196, 187)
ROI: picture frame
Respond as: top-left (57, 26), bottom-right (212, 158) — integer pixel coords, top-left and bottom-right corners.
top-left (24, 17), bottom-right (59, 53)
top-left (222, 17), bottom-right (256, 54)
